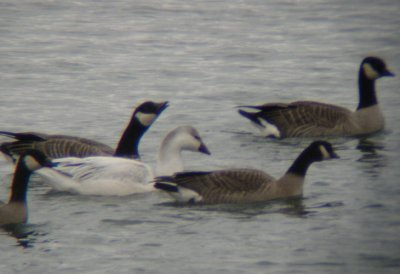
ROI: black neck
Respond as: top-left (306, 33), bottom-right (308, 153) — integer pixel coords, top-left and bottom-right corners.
top-left (114, 117), bottom-right (147, 159)
top-left (286, 148), bottom-right (319, 177)
top-left (357, 68), bottom-right (378, 110)
top-left (9, 161), bottom-right (31, 203)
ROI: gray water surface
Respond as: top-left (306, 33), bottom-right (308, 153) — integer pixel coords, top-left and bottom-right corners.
top-left (1, 0), bottom-right (400, 273)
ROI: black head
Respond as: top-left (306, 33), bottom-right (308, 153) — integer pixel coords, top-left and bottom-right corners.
top-left (18, 149), bottom-right (54, 171)
top-left (306, 141), bottom-right (339, 162)
top-left (361, 57), bottom-right (395, 80)
top-left (287, 141), bottom-right (339, 177)
top-left (133, 100), bottom-right (169, 127)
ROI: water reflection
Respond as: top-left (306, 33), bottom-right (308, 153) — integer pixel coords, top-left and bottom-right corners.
top-left (356, 138), bottom-right (387, 178)
top-left (1, 224), bottom-right (42, 248)
top-left (158, 197), bottom-right (308, 219)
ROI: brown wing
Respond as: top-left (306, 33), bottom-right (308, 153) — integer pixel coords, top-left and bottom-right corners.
top-left (255, 101), bottom-right (354, 137)
top-left (167, 169), bottom-right (276, 204)
top-left (0, 135), bottom-right (114, 161)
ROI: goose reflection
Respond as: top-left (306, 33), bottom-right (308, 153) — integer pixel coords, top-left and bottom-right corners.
top-left (161, 197), bottom-right (308, 220)
top-left (356, 138), bottom-right (387, 178)
top-left (1, 224), bottom-right (40, 248)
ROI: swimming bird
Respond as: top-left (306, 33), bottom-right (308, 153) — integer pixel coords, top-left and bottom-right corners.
top-left (35, 126), bottom-right (211, 196)
top-left (238, 57), bottom-right (395, 138)
top-left (0, 150), bottom-right (53, 226)
top-left (154, 141), bottom-right (338, 204)
top-left (0, 100), bottom-right (168, 161)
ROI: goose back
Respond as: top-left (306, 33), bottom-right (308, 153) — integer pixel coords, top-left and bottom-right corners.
top-left (239, 101), bottom-right (358, 137)
top-left (35, 157), bottom-right (154, 196)
top-left (0, 133), bottom-right (114, 161)
top-left (155, 169), bottom-right (277, 204)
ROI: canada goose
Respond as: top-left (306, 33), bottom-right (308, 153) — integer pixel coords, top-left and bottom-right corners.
top-left (0, 150), bottom-right (53, 226)
top-left (0, 100), bottom-right (168, 161)
top-left (238, 57), bottom-right (395, 138)
top-left (154, 141), bottom-right (338, 204)
top-left (35, 126), bottom-right (211, 196)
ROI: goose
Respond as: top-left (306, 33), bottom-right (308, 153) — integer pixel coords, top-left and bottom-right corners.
top-left (238, 57), bottom-right (395, 138)
top-left (0, 150), bottom-right (53, 226)
top-left (154, 141), bottom-right (338, 204)
top-left (35, 126), bottom-right (211, 196)
top-left (0, 100), bottom-right (168, 162)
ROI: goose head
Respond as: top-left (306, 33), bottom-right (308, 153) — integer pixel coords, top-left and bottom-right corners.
top-left (157, 126), bottom-right (211, 176)
top-left (161, 126), bottom-right (211, 155)
top-left (361, 57), bottom-right (395, 80)
top-left (18, 149), bottom-right (54, 172)
top-left (5, 150), bottom-right (53, 210)
top-left (133, 100), bottom-right (169, 127)
top-left (286, 141), bottom-right (339, 177)
top-left (305, 141), bottom-right (339, 162)
top-left (115, 100), bottom-right (169, 159)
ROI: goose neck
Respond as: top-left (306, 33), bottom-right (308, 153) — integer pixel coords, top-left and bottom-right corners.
top-left (156, 143), bottom-right (183, 176)
top-left (114, 118), bottom-right (146, 159)
top-left (9, 163), bottom-right (31, 203)
top-left (286, 148), bottom-right (318, 177)
top-left (357, 68), bottom-right (377, 110)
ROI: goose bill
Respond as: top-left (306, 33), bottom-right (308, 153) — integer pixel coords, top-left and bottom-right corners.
top-left (198, 143), bottom-right (211, 155)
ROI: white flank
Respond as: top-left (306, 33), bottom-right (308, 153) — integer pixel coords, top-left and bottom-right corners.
top-left (170, 187), bottom-right (203, 203)
top-left (260, 119), bottom-right (281, 138)
top-left (35, 157), bottom-right (155, 196)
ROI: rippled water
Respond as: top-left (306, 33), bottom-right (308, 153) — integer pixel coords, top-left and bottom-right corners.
top-left (1, 0), bottom-right (400, 273)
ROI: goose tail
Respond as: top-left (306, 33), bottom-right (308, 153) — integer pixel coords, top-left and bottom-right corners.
top-left (0, 131), bottom-right (46, 141)
top-left (154, 176), bottom-right (203, 203)
top-left (237, 109), bottom-right (264, 128)
top-left (154, 176), bottom-right (179, 192)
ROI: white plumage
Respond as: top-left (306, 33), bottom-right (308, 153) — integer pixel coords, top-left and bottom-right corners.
top-left (36, 126), bottom-right (210, 196)
top-left (36, 157), bottom-right (154, 196)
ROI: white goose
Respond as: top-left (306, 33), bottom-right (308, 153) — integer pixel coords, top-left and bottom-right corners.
top-left (35, 126), bottom-right (211, 196)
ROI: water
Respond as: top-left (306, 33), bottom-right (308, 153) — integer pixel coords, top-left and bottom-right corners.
top-left (1, 0), bottom-right (399, 273)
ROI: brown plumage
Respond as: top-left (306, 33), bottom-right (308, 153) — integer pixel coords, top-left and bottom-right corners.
top-left (154, 141), bottom-right (338, 204)
top-left (238, 57), bottom-right (394, 138)
top-left (0, 134), bottom-right (113, 160)
top-left (0, 101), bottom-right (168, 161)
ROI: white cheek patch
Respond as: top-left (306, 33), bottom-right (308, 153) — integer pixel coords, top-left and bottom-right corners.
top-left (136, 112), bottom-right (157, 127)
top-left (363, 63), bottom-right (379, 80)
top-left (319, 145), bottom-right (331, 159)
top-left (24, 156), bottom-right (41, 171)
